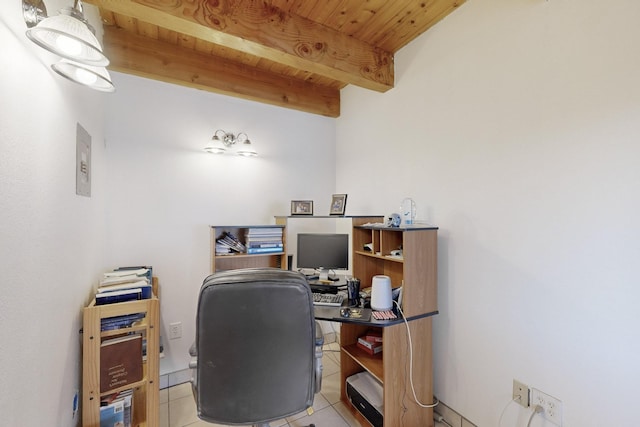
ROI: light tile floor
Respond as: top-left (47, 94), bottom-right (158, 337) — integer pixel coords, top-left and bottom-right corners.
top-left (160, 341), bottom-right (362, 427)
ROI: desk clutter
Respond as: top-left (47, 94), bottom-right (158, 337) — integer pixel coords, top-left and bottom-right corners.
top-left (357, 329), bottom-right (383, 355)
top-left (371, 310), bottom-right (398, 321)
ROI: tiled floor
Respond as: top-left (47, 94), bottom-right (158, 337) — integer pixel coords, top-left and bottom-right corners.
top-left (160, 341), bottom-right (362, 427)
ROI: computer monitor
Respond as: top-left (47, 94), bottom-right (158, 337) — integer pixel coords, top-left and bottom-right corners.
top-left (296, 233), bottom-right (349, 281)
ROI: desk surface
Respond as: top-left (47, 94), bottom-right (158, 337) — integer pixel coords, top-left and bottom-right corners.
top-left (314, 304), bottom-right (438, 327)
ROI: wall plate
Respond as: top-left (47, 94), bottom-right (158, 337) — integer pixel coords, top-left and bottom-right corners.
top-left (513, 379), bottom-right (529, 407)
top-left (76, 123), bottom-right (91, 197)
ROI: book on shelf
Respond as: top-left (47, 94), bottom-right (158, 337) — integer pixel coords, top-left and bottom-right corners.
top-left (101, 267), bottom-right (151, 286)
top-left (362, 329), bottom-right (383, 343)
top-left (99, 397), bottom-right (124, 427)
top-left (245, 228), bottom-right (283, 245)
top-left (100, 313), bottom-right (146, 331)
top-left (97, 281), bottom-right (153, 299)
top-left (246, 227), bottom-right (283, 235)
top-left (215, 242), bottom-right (232, 255)
top-left (101, 389), bottom-right (133, 427)
top-left (357, 337), bottom-right (383, 355)
top-left (95, 288), bottom-right (144, 305)
top-left (100, 334), bottom-right (143, 393)
top-left (246, 242), bottom-right (284, 248)
top-left (246, 228), bottom-right (282, 234)
top-left (246, 247), bottom-right (284, 254)
top-left (216, 232), bottom-right (246, 253)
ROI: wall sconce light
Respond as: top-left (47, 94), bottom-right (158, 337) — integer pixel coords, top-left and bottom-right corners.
top-left (22, 0), bottom-right (115, 92)
top-left (204, 129), bottom-right (258, 157)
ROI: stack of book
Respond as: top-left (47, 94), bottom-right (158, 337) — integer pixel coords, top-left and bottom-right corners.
top-left (215, 232), bottom-right (246, 255)
top-left (100, 388), bottom-right (133, 427)
top-left (96, 267), bottom-right (152, 305)
top-left (357, 329), bottom-right (383, 355)
top-left (245, 227), bottom-right (284, 254)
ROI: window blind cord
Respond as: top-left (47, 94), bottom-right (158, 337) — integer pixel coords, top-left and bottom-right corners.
top-left (394, 300), bottom-right (439, 409)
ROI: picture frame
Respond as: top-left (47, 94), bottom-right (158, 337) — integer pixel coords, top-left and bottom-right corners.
top-left (329, 194), bottom-right (347, 216)
top-left (291, 200), bottom-right (314, 215)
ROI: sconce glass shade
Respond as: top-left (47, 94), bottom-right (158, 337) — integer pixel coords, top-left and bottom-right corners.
top-left (51, 59), bottom-right (115, 92)
top-left (25, 6), bottom-right (109, 66)
top-left (203, 144), bottom-right (226, 154)
top-left (204, 133), bottom-right (227, 154)
top-left (236, 139), bottom-right (257, 157)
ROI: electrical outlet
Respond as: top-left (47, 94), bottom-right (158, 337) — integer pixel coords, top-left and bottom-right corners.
top-left (531, 388), bottom-right (562, 426)
top-left (513, 379), bottom-right (529, 407)
top-left (169, 322), bottom-right (182, 340)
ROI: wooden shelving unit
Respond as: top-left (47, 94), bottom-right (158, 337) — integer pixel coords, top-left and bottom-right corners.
top-left (274, 215), bottom-right (438, 426)
top-left (82, 279), bottom-right (160, 427)
top-left (344, 222), bottom-right (439, 427)
top-left (210, 225), bottom-right (287, 272)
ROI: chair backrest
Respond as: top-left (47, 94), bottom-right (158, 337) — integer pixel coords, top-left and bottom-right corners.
top-left (194, 267), bottom-right (316, 425)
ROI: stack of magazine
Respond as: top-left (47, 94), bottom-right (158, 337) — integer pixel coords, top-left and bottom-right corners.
top-left (95, 267), bottom-right (153, 305)
top-left (100, 388), bottom-right (133, 427)
top-left (245, 227), bottom-right (284, 254)
top-left (215, 232), bottom-right (246, 255)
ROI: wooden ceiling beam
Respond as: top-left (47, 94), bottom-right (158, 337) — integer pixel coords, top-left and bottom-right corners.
top-left (85, 0), bottom-right (394, 92)
top-left (103, 26), bottom-right (341, 117)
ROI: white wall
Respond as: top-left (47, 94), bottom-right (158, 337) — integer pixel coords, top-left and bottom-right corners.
top-left (337, 0), bottom-right (640, 425)
top-left (103, 73), bottom-right (336, 374)
top-left (0, 3), bottom-right (107, 425)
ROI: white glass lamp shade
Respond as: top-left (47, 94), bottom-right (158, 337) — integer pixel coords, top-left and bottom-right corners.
top-left (51, 59), bottom-right (115, 92)
top-left (26, 11), bottom-right (109, 66)
top-left (204, 136), bottom-right (227, 154)
top-left (236, 139), bottom-right (257, 157)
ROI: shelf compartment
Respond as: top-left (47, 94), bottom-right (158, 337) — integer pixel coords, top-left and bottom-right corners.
top-left (342, 344), bottom-right (383, 383)
top-left (211, 225), bottom-right (286, 271)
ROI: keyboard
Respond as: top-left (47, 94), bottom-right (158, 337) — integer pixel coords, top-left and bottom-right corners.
top-left (312, 293), bottom-right (344, 307)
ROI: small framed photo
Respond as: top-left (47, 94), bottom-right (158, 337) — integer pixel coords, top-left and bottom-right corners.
top-left (329, 194), bottom-right (347, 216)
top-left (291, 200), bottom-right (314, 215)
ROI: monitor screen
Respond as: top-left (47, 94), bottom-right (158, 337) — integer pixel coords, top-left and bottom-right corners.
top-left (296, 233), bottom-right (349, 279)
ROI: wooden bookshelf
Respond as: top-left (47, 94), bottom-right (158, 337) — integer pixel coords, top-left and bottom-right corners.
top-left (210, 225), bottom-right (287, 272)
top-left (344, 223), bottom-right (438, 427)
top-left (82, 278), bottom-right (159, 427)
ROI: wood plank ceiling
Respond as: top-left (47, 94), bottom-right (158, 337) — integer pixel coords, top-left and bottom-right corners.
top-left (85, 0), bottom-right (465, 117)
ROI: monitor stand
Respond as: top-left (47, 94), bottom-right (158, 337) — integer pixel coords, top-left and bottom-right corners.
top-left (318, 269), bottom-right (330, 282)
top-left (318, 269), bottom-right (340, 282)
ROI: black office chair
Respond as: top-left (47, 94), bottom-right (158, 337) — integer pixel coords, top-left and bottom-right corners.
top-left (189, 268), bottom-right (323, 427)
